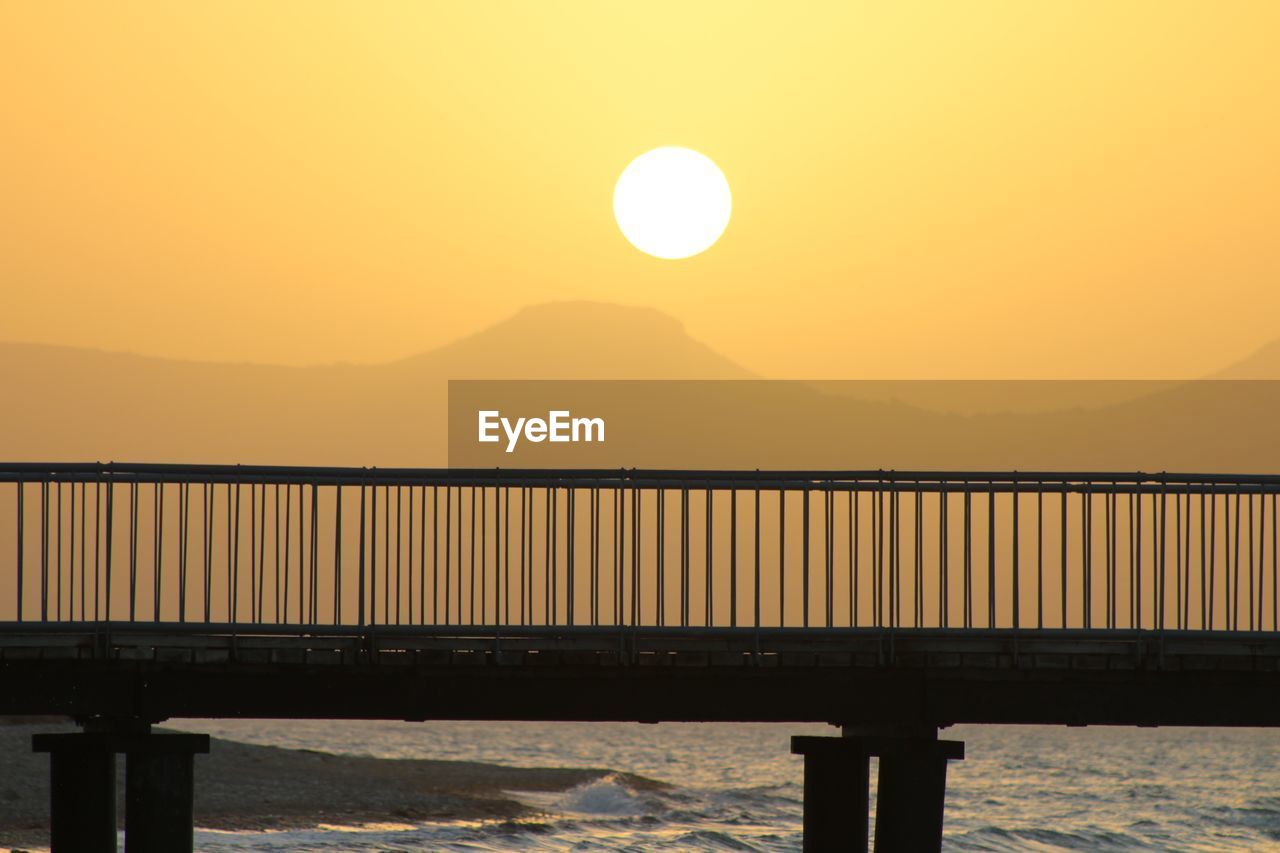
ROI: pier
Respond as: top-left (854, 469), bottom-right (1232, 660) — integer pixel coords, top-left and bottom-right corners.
top-left (3, 463), bottom-right (1279, 850)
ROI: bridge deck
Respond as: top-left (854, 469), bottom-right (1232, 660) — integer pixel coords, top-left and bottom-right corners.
top-left (3, 624), bottom-right (1280, 727)
top-left (4, 466), bottom-right (1280, 729)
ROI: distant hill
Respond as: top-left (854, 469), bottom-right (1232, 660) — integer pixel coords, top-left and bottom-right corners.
top-left (393, 301), bottom-right (752, 379)
top-left (1210, 336), bottom-right (1280, 378)
top-left (0, 301), bottom-right (750, 465)
top-left (3, 303), bottom-right (1279, 471)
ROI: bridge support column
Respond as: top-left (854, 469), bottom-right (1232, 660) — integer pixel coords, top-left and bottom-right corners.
top-left (124, 740), bottom-right (206, 853)
top-left (33, 727), bottom-right (210, 853)
top-left (32, 734), bottom-right (118, 853)
top-left (793, 730), bottom-right (963, 853)
top-left (790, 737), bottom-right (870, 851)
top-left (871, 735), bottom-right (962, 852)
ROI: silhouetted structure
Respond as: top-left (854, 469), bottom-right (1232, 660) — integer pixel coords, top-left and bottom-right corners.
top-left (3, 463), bottom-right (1279, 851)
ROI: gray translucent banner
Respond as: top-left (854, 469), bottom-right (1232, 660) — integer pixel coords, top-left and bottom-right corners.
top-left (448, 380), bottom-right (1280, 471)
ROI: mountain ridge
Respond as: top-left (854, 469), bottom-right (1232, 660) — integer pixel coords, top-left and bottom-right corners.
top-left (0, 301), bottom-right (749, 465)
top-left (1, 301), bottom-right (1278, 468)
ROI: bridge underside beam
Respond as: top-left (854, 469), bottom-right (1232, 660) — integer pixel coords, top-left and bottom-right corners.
top-left (7, 658), bottom-right (1280, 726)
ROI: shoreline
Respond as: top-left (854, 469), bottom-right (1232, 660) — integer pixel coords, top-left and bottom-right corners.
top-left (0, 720), bottom-right (662, 850)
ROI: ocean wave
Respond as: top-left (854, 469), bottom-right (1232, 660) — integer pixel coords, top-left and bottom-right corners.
top-left (948, 824), bottom-right (1148, 851)
top-left (669, 828), bottom-right (767, 851)
top-left (555, 775), bottom-right (652, 817)
top-left (140, 721), bottom-right (1280, 851)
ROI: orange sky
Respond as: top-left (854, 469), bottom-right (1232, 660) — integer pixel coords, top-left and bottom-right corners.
top-left (2, 2), bottom-right (1278, 378)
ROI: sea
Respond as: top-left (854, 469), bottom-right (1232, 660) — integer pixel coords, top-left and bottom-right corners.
top-left (153, 719), bottom-right (1280, 852)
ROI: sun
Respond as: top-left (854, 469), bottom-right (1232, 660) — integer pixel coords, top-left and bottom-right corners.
top-left (613, 147), bottom-right (731, 260)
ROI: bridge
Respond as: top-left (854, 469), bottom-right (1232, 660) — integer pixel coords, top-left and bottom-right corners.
top-left (3, 463), bottom-right (1279, 851)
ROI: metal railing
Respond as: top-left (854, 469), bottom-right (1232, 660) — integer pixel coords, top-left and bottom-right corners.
top-left (1, 463), bottom-right (1278, 632)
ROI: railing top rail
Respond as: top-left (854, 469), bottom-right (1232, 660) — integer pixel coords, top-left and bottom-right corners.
top-left (2, 462), bottom-right (1280, 488)
top-left (3, 621), bottom-right (1280, 641)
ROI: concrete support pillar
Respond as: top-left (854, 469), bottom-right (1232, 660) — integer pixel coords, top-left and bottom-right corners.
top-left (125, 751), bottom-right (197, 853)
top-left (33, 728), bottom-right (209, 853)
top-left (32, 736), bottom-right (118, 853)
top-left (791, 737), bottom-right (870, 852)
top-left (793, 731), bottom-right (963, 853)
top-left (872, 739), bottom-right (955, 852)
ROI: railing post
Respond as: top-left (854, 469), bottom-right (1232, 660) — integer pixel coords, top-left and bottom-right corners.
top-left (1012, 477), bottom-right (1019, 629)
top-left (802, 486), bottom-right (810, 628)
top-left (16, 477), bottom-right (23, 622)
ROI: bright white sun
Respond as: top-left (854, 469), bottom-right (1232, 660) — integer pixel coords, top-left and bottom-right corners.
top-left (613, 147), bottom-right (731, 260)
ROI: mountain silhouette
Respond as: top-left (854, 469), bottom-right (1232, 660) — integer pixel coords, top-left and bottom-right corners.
top-left (1210, 336), bottom-right (1280, 378)
top-left (0, 301), bottom-right (749, 465)
top-left (393, 301), bottom-right (753, 379)
top-left (3, 303), bottom-right (1279, 471)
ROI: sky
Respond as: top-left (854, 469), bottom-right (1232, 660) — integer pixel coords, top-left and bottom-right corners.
top-left (2, 2), bottom-right (1278, 378)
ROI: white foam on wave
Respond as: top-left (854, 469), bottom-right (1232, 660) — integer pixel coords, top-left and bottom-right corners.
top-left (558, 775), bottom-right (648, 817)
top-left (510, 773), bottom-right (650, 819)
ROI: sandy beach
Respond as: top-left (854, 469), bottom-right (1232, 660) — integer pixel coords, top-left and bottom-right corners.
top-left (0, 718), bottom-right (658, 851)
